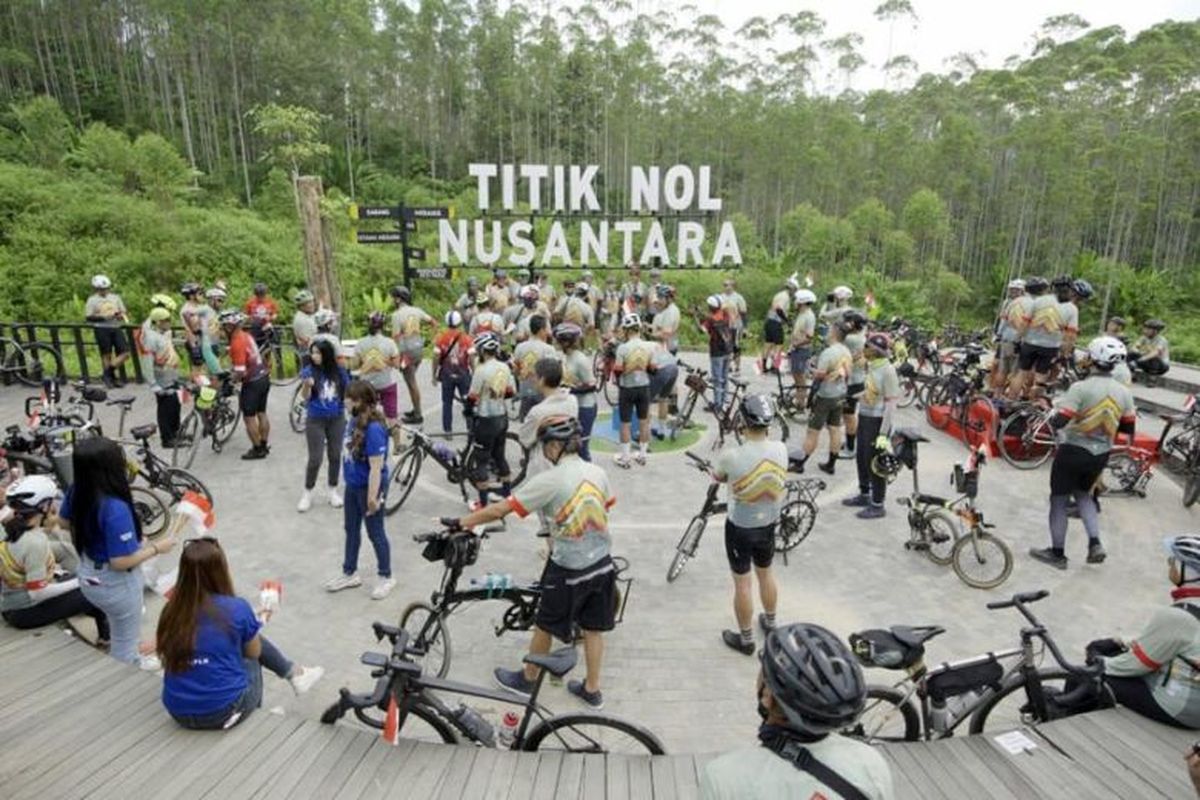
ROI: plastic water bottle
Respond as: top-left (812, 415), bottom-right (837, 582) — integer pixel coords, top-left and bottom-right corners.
top-left (469, 573), bottom-right (513, 592)
top-left (497, 711), bottom-right (520, 749)
top-left (450, 704), bottom-right (495, 747)
top-left (431, 441), bottom-right (456, 464)
top-left (944, 690), bottom-right (982, 724)
top-left (929, 699), bottom-right (950, 732)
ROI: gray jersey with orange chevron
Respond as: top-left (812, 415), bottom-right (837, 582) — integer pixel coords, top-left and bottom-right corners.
top-left (509, 455), bottom-right (614, 570)
top-left (1055, 373), bottom-right (1136, 456)
top-left (713, 439), bottom-right (789, 528)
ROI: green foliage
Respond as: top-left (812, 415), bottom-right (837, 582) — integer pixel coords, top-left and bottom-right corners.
top-left (132, 133), bottom-right (197, 207)
top-left (9, 95), bottom-right (73, 169)
top-left (249, 104), bottom-right (332, 179)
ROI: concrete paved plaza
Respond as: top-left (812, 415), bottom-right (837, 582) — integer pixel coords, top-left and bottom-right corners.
top-left (6, 361), bottom-right (1195, 755)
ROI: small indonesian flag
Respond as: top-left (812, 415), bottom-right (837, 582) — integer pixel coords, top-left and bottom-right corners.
top-left (865, 290), bottom-right (876, 309)
top-left (174, 491), bottom-right (215, 534)
top-left (1185, 394), bottom-right (1196, 412)
top-left (382, 695), bottom-right (401, 745)
top-left (804, 272), bottom-right (815, 288)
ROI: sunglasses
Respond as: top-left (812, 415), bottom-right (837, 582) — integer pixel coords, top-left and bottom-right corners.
top-left (183, 535), bottom-right (220, 548)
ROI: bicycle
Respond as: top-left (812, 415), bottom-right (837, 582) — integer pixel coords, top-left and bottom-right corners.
top-left (398, 528), bottom-right (631, 679)
top-left (320, 620), bottom-right (665, 754)
top-left (923, 345), bottom-right (994, 442)
top-left (384, 414), bottom-right (532, 515)
top-left (591, 337), bottom-right (619, 407)
top-left (0, 335), bottom-right (64, 387)
top-left (288, 381), bottom-right (307, 433)
top-left (172, 375), bottom-right (242, 468)
top-left (997, 400), bottom-right (1057, 469)
top-left (124, 423), bottom-right (212, 505)
top-left (666, 451), bottom-right (825, 583)
top-left (843, 589), bottom-right (1111, 742)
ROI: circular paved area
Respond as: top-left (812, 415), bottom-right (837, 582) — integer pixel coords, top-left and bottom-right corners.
top-left (9, 361), bottom-right (1194, 755)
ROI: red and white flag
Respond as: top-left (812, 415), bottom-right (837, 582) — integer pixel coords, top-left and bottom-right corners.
top-left (382, 695), bottom-right (401, 745)
top-left (175, 491), bottom-right (215, 534)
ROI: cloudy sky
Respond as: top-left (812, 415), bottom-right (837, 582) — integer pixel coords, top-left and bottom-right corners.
top-left (629, 0), bottom-right (1198, 90)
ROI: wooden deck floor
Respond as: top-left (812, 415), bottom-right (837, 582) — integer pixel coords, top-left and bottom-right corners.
top-left (0, 624), bottom-right (1192, 799)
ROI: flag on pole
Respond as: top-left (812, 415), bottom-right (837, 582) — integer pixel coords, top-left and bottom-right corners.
top-left (382, 695), bottom-right (401, 745)
top-left (175, 491), bottom-right (215, 534)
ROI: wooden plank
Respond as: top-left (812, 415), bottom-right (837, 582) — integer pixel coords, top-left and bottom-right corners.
top-left (1109, 707), bottom-right (1196, 751)
top-left (0, 654), bottom-right (130, 728)
top-left (504, 745), bottom-right (542, 800)
top-left (578, 753), bottom-right (607, 800)
top-left (668, 754), bottom-right (699, 798)
top-left (0, 639), bottom-right (101, 707)
top-left (480, 749), bottom-right (521, 800)
top-left (649, 755), bottom-right (678, 800)
top-left (259, 725), bottom-right (361, 800)
top-left (220, 720), bottom-right (329, 800)
top-left (627, 754), bottom-right (654, 800)
top-left (388, 741), bottom-right (458, 797)
top-left (1056, 713), bottom-right (1192, 799)
top-left (198, 715), bottom-right (310, 800)
top-left (305, 722), bottom-right (379, 800)
top-left (880, 743), bottom-right (955, 800)
top-left (60, 715), bottom-right (190, 799)
top-left (935, 737), bottom-right (1024, 800)
top-left (530, 750), bottom-right (563, 799)
top-left (338, 739), bottom-right (419, 800)
top-left (432, 745), bottom-right (480, 800)
top-left (556, 753), bottom-right (585, 798)
top-left (331, 737), bottom-right (412, 800)
top-left (1030, 718), bottom-right (1166, 799)
top-left (455, 747), bottom-right (500, 800)
top-left (253, 725), bottom-right (368, 800)
top-left (957, 736), bottom-right (1047, 800)
top-left (974, 728), bottom-right (1118, 800)
top-left (604, 753), bottom-right (629, 800)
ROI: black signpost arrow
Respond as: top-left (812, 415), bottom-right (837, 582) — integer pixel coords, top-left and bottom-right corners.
top-left (358, 206), bottom-right (400, 219)
top-left (356, 231), bottom-right (404, 244)
top-left (405, 247), bottom-right (427, 261)
top-left (355, 204), bottom-right (451, 289)
top-left (403, 206), bottom-right (450, 220)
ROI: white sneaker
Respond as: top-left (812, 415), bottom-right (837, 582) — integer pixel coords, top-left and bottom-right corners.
top-left (328, 488), bottom-right (344, 508)
top-left (370, 577), bottom-right (397, 600)
top-left (139, 654), bottom-right (162, 672)
top-left (613, 454), bottom-right (631, 469)
top-left (289, 665), bottom-right (324, 695)
top-left (635, 450), bottom-right (647, 465)
top-left (323, 573), bottom-right (361, 592)
top-left (297, 490), bottom-right (312, 513)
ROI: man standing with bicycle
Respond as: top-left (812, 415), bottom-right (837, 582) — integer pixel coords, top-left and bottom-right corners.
top-left (613, 313), bottom-right (657, 468)
top-left (710, 395), bottom-right (788, 656)
top-left (139, 308), bottom-right (182, 449)
top-left (452, 418), bottom-right (617, 710)
top-left (842, 333), bottom-right (900, 520)
top-left (794, 319), bottom-right (853, 476)
top-left (1029, 336), bottom-right (1136, 570)
top-left (465, 332), bottom-right (516, 523)
top-left (223, 311), bottom-right (272, 461)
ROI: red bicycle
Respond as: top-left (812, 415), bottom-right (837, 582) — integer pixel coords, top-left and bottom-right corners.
top-left (1103, 396), bottom-right (1200, 504)
top-left (591, 336), bottom-right (619, 406)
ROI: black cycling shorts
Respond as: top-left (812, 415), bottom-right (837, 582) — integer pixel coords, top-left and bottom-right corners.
top-left (536, 556), bottom-right (616, 642)
top-left (843, 383), bottom-right (865, 414)
top-left (1018, 343), bottom-right (1059, 374)
top-left (1050, 444), bottom-right (1108, 496)
top-left (618, 385), bottom-right (651, 423)
top-left (763, 318), bottom-right (785, 345)
top-left (94, 327), bottom-right (128, 356)
top-left (724, 519), bottom-right (776, 574)
top-left (239, 377), bottom-right (271, 416)
top-left (187, 343), bottom-right (204, 368)
top-left (470, 414), bottom-right (510, 481)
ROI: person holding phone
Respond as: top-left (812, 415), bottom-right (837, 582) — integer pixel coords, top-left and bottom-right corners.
top-left (297, 339), bottom-right (351, 513)
top-left (324, 381), bottom-right (393, 600)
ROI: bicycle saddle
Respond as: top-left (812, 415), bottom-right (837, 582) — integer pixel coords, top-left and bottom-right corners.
top-left (106, 395), bottom-right (136, 407)
top-left (891, 427), bottom-right (929, 444)
top-left (81, 386), bottom-right (108, 402)
top-left (890, 625), bottom-right (946, 648)
top-left (523, 646), bottom-right (577, 678)
top-left (130, 424), bottom-right (158, 441)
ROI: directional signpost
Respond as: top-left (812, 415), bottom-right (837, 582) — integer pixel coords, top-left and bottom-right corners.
top-left (350, 203), bottom-right (450, 289)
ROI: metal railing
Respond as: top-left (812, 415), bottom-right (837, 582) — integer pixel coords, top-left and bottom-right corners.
top-left (0, 321), bottom-right (302, 384)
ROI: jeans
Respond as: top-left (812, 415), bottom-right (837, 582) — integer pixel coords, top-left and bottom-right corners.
top-left (156, 391), bottom-right (181, 446)
top-left (710, 355), bottom-right (729, 411)
top-left (78, 558), bottom-right (143, 664)
top-left (304, 414), bottom-right (347, 490)
top-left (342, 484), bottom-right (391, 578)
top-left (170, 637), bottom-right (292, 730)
top-left (579, 405), bottom-right (597, 462)
top-left (855, 415), bottom-right (887, 505)
top-left (440, 371), bottom-right (471, 432)
top-left (3, 588), bottom-right (110, 641)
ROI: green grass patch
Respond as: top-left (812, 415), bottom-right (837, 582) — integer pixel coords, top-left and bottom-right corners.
top-left (589, 412), bottom-right (706, 454)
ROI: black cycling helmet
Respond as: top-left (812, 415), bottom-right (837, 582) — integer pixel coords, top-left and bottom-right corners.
top-left (553, 322), bottom-right (583, 343)
top-left (253, 282), bottom-right (268, 295)
top-left (474, 332), bottom-right (501, 354)
top-left (367, 311), bottom-right (387, 332)
top-left (1051, 275), bottom-right (1072, 289)
top-left (1024, 276), bottom-right (1049, 294)
top-left (180, 281), bottom-right (201, 297)
top-left (762, 623), bottom-right (867, 735)
top-left (1144, 318), bottom-right (1167, 331)
top-left (740, 394), bottom-right (776, 429)
top-left (538, 417), bottom-right (582, 443)
top-left (1071, 279), bottom-right (1094, 300)
top-left (390, 285), bottom-right (411, 303)
top-left (839, 309), bottom-right (867, 333)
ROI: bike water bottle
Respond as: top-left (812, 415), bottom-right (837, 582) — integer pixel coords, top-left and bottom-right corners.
top-left (450, 704), bottom-right (495, 747)
top-left (929, 699), bottom-right (950, 732)
top-left (497, 711), bottom-right (520, 749)
top-left (432, 441), bottom-right (455, 464)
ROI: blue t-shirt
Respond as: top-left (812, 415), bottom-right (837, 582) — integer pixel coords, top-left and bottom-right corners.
top-left (162, 595), bottom-right (261, 716)
top-left (343, 421), bottom-right (389, 488)
top-left (300, 365), bottom-right (349, 419)
top-left (58, 489), bottom-right (139, 564)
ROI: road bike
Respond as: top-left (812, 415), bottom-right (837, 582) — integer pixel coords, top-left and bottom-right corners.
top-left (124, 423), bottom-right (212, 504)
top-left (398, 528), bottom-right (631, 679)
top-left (288, 381), bottom-right (307, 433)
top-left (320, 620), bottom-right (665, 754)
top-left (923, 345), bottom-right (994, 443)
top-left (172, 375), bottom-right (241, 468)
top-left (843, 590), bottom-right (1110, 742)
top-left (0, 336), bottom-right (64, 387)
top-left (385, 416), bottom-right (532, 515)
top-left (892, 432), bottom-right (1013, 589)
top-left (666, 451), bottom-right (825, 583)
top-left (591, 337), bottom-right (619, 407)
top-left (997, 400), bottom-right (1057, 469)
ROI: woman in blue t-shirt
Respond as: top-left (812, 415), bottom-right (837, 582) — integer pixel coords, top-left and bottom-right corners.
top-left (60, 437), bottom-right (178, 665)
top-left (157, 537), bottom-right (322, 729)
top-left (323, 380), bottom-right (393, 599)
top-left (297, 338), bottom-right (351, 513)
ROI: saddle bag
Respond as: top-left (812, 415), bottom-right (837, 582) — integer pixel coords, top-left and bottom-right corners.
top-left (849, 629), bottom-right (925, 670)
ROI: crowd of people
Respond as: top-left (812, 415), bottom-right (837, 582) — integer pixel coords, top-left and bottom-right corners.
top-left (0, 264), bottom-right (1188, 798)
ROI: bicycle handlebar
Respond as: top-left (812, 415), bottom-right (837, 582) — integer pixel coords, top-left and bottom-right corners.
top-left (684, 451), bottom-right (711, 470)
top-left (986, 589), bottom-right (1049, 610)
top-left (987, 590), bottom-right (1101, 677)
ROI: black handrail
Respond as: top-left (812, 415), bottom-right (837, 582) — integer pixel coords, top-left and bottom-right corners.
top-left (0, 321), bottom-right (302, 384)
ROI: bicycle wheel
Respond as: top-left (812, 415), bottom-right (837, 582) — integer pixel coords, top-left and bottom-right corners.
top-left (897, 378), bottom-right (918, 409)
top-left (522, 713), bottom-right (666, 755)
top-left (667, 515), bottom-right (707, 583)
top-left (841, 685), bottom-right (920, 743)
top-left (951, 531), bottom-right (1013, 590)
top-left (968, 668), bottom-right (1114, 734)
top-left (398, 602), bottom-right (451, 679)
top-left (1101, 453), bottom-right (1141, 496)
top-left (163, 467), bottom-right (213, 505)
top-left (131, 486), bottom-right (170, 538)
top-left (504, 432), bottom-right (531, 488)
top-left (669, 391), bottom-right (698, 440)
top-left (343, 696), bottom-right (460, 743)
top-left (921, 508), bottom-right (960, 566)
top-left (172, 412), bottom-right (200, 469)
top-left (777, 498), bottom-right (816, 552)
top-left (13, 342), bottom-right (65, 387)
top-left (213, 402), bottom-right (241, 447)
top-left (998, 410), bottom-right (1055, 469)
top-left (289, 385), bottom-right (306, 433)
top-left (603, 375), bottom-right (618, 407)
top-left (385, 447), bottom-right (424, 516)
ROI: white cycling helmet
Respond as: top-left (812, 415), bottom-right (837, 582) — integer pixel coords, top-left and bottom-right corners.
top-left (313, 308), bottom-right (337, 329)
top-left (206, 287), bottom-right (227, 301)
top-left (832, 285), bottom-right (853, 301)
top-left (519, 284), bottom-right (540, 300)
top-left (1087, 335), bottom-right (1126, 368)
top-left (706, 295), bottom-right (723, 310)
top-left (1165, 536), bottom-right (1200, 573)
top-left (793, 289), bottom-right (817, 305)
top-left (785, 273), bottom-right (801, 291)
top-left (621, 312), bottom-right (642, 329)
top-left (444, 309), bottom-right (463, 328)
top-left (91, 274), bottom-right (112, 290)
top-left (5, 474), bottom-right (59, 514)
top-left (1007, 279), bottom-right (1026, 291)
